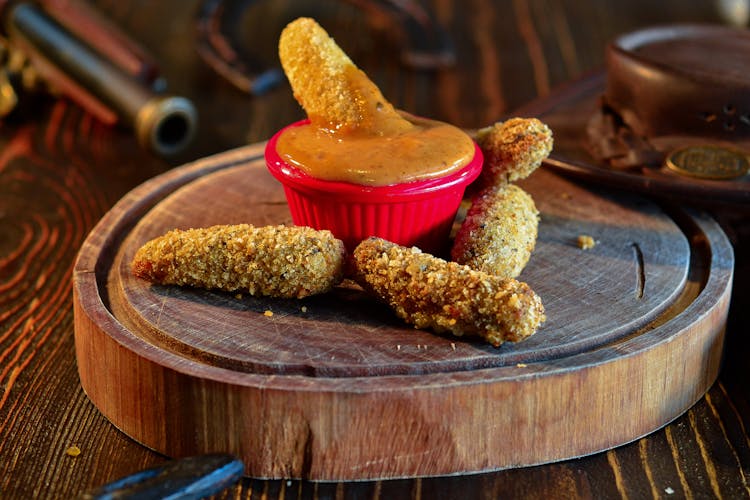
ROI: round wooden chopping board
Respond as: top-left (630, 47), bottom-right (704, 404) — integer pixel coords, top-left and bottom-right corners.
top-left (73, 142), bottom-right (734, 480)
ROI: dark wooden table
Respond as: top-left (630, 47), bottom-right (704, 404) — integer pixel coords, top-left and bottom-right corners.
top-left (2, 1), bottom-right (748, 498)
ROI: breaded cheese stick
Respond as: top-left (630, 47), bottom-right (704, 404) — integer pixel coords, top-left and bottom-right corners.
top-left (131, 224), bottom-right (346, 299)
top-left (451, 184), bottom-right (539, 279)
top-left (475, 117), bottom-right (553, 188)
top-left (278, 17), bottom-right (411, 134)
top-left (352, 237), bottom-right (545, 346)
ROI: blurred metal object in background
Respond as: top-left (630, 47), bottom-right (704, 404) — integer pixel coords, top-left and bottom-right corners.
top-left (195, 0), bottom-right (455, 96)
top-left (347, 0), bottom-right (455, 68)
top-left (0, 1), bottom-right (197, 157)
top-left (44, 0), bottom-right (166, 91)
top-left (81, 454), bottom-right (244, 500)
top-left (195, 0), bottom-right (284, 96)
top-left (717, 0), bottom-right (750, 26)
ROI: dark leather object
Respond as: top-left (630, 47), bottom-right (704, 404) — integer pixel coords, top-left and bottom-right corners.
top-left (512, 24), bottom-right (750, 205)
top-left (603, 24), bottom-right (750, 140)
top-left (585, 24), bottom-right (750, 170)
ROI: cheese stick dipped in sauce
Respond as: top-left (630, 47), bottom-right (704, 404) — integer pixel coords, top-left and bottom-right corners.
top-left (276, 18), bottom-right (475, 186)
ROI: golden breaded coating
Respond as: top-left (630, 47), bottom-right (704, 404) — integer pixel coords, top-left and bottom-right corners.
top-left (451, 184), bottom-right (539, 279)
top-left (278, 17), bottom-right (410, 133)
top-left (131, 224), bottom-right (346, 299)
top-left (475, 117), bottom-right (553, 188)
top-left (352, 237), bottom-right (545, 346)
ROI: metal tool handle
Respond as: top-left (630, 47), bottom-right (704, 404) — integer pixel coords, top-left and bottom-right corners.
top-left (80, 454), bottom-right (244, 500)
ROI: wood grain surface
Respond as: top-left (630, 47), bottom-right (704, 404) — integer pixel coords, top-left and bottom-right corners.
top-left (72, 142), bottom-right (733, 479)
top-left (2, 0), bottom-right (749, 497)
top-left (112, 150), bottom-right (694, 375)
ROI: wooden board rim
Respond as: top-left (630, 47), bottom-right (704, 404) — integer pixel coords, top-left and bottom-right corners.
top-left (72, 143), bottom-right (735, 479)
top-left (74, 143), bottom-right (734, 388)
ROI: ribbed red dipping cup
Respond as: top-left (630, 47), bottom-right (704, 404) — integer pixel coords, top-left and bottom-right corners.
top-left (265, 120), bottom-right (484, 254)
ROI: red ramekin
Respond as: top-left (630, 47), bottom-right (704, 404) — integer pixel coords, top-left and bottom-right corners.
top-left (265, 120), bottom-right (483, 254)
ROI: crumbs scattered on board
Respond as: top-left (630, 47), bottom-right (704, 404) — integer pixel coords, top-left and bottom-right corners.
top-left (577, 234), bottom-right (596, 250)
top-left (264, 310), bottom-right (274, 317)
top-left (65, 445), bottom-right (81, 457)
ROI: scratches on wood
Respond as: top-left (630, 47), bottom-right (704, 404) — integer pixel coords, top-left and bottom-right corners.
top-left (689, 410), bottom-right (723, 498)
top-left (546, 0), bottom-right (580, 77)
top-left (665, 425), bottom-right (694, 498)
top-left (638, 440), bottom-right (663, 499)
top-left (704, 392), bottom-right (750, 495)
top-left (512, 0), bottom-right (550, 97)
top-left (473, 0), bottom-right (505, 121)
top-left (717, 383), bottom-right (750, 451)
top-left (606, 450), bottom-right (628, 498)
top-left (631, 242), bottom-right (646, 299)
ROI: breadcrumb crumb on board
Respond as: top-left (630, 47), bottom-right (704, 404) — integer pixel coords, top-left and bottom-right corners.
top-left (577, 234), bottom-right (596, 250)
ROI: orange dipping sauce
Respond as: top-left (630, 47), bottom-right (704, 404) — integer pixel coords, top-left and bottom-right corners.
top-left (275, 113), bottom-right (475, 187)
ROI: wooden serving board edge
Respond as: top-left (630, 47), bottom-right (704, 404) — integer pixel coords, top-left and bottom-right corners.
top-left (72, 144), bottom-right (734, 480)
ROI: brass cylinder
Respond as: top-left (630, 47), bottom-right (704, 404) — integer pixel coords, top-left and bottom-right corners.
top-left (5, 2), bottom-right (197, 156)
